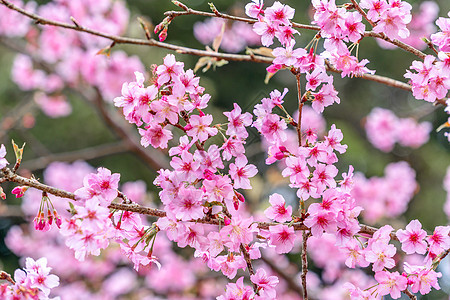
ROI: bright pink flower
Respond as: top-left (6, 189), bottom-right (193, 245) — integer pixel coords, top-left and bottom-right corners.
top-left (265, 1), bottom-right (295, 26)
top-left (396, 219), bottom-right (428, 254)
top-left (268, 224), bottom-right (296, 254)
top-left (229, 156), bottom-right (258, 190)
top-left (264, 193), bottom-right (293, 222)
top-left (427, 226), bottom-right (450, 254)
top-left (260, 113), bottom-right (287, 143)
top-left (374, 271), bottom-right (407, 299)
top-left (250, 268), bottom-right (279, 299)
top-left (12, 186), bottom-right (28, 198)
top-left (304, 206), bottom-right (337, 237)
top-left (312, 83), bottom-right (339, 113)
top-left (360, 0), bottom-right (389, 22)
top-left (86, 167), bottom-right (120, 204)
top-left (150, 97), bottom-right (179, 125)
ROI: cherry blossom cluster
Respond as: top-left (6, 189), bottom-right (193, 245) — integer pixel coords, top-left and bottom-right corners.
top-left (6, 161), bottom-right (229, 298)
top-left (0, 257), bottom-right (59, 300)
top-left (364, 107), bottom-right (432, 152)
top-left (405, 53), bottom-right (450, 103)
top-left (377, 1), bottom-right (439, 50)
top-left (351, 161), bottom-right (417, 224)
top-left (194, 17), bottom-right (261, 53)
top-left (5, 0), bottom-right (143, 118)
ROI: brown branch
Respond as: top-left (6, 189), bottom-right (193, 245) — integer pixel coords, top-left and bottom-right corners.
top-left (0, 0), bottom-right (426, 66)
top-left (2, 0), bottom-right (441, 108)
top-left (0, 167), bottom-right (76, 200)
top-left (403, 288), bottom-right (417, 300)
top-left (295, 73), bottom-right (303, 146)
top-left (0, 271), bottom-right (15, 284)
top-left (164, 6), bottom-right (320, 31)
top-left (301, 231), bottom-right (311, 300)
top-left (20, 142), bottom-right (128, 171)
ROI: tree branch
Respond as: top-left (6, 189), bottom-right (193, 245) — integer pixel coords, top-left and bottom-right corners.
top-left (301, 231), bottom-right (311, 300)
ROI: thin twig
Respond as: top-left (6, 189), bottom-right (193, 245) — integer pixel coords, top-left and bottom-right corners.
top-left (295, 73), bottom-right (303, 145)
top-left (350, 0), bottom-right (376, 27)
top-left (301, 231), bottom-right (311, 300)
top-left (0, 271), bottom-right (15, 284)
top-left (403, 288), bottom-right (417, 300)
top-left (0, 167), bottom-right (76, 200)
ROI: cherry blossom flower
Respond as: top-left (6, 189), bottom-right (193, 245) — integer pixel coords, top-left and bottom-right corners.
top-left (268, 224), bottom-right (296, 254)
top-left (0, 144), bottom-right (8, 169)
top-left (396, 219), bottom-right (427, 254)
top-left (217, 276), bottom-right (254, 300)
top-left (139, 124), bottom-right (173, 149)
top-left (426, 226), bottom-right (450, 255)
top-left (365, 240), bottom-right (396, 272)
top-left (264, 193), bottom-right (292, 222)
top-left (374, 271), bottom-right (407, 299)
top-left (404, 263), bottom-right (442, 295)
top-left (250, 268), bottom-right (279, 299)
top-left (156, 54), bottom-right (184, 86)
top-left (186, 114), bottom-right (218, 143)
top-left (229, 156), bottom-right (258, 189)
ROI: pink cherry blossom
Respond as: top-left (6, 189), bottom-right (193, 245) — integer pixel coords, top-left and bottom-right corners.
top-left (264, 193), bottom-right (293, 223)
top-left (229, 156), bottom-right (258, 190)
top-left (374, 271), bottom-right (407, 299)
top-left (0, 144), bottom-right (8, 169)
top-left (250, 268), bottom-right (279, 299)
top-left (268, 224), bottom-right (296, 254)
top-left (396, 219), bottom-right (428, 254)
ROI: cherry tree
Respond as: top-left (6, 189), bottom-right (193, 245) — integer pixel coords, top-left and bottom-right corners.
top-left (0, 0), bottom-right (449, 299)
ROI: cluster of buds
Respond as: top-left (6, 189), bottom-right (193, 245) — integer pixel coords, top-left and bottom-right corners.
top-left (33, 192), bottom-right (62, 232)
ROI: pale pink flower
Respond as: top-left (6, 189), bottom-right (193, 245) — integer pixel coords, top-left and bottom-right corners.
top-left (396, 219), bottom-right (428, 254)
top-left (220, 216), bottom-right (257, 252)
top-left (0, 144), bottom-right (8, 169)
top-left (431, 17), bottom-right (450, 52)
top-left (264, 193), bottom-right (293, 222)
top-left (365, 240), bottom-right (396, 271)
top-left (229, 156), bottom-right (258, 190)
top-left (186, 114), bottom-right (218, 143)
top-left (172, 187), bottom-right (205, 221)
top-left (250, 268), bottom-right (279, 299)
top-left (374, 271), bottom-right (407, 299)
top-left (217, 276), bottom-right (254, 300)
top-left (224, 103), bottom-right (253, 138)
top-left (342, 239), bottom-right (369, 268)
top-left (25, 257), bottom-right (60, 296)
top-left (245, 0), bottom-right (264, 18)
top-left (156, 54), bottom-right (184, 86)
top-left (139, 124), bottom-right (173, 149)
top-left (404, 263), bottom-right (442, 295)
